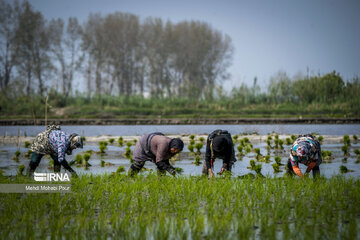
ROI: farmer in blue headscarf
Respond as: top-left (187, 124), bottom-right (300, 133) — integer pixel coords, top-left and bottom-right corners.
top-left (287, 134), bottom-right (322, 178)
top-left (27, 125), bottom-right (83, 177)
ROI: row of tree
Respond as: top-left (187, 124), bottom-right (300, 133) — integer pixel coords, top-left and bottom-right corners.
top-left (230, 71), bottom-right (359, 105)
top-left (0, 0), bottom-right (232, 99)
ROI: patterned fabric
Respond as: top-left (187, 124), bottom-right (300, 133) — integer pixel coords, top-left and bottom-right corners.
top-left (48, 130), bottom-right (70, 163)
top-left (289, 136), bottom-right (322, 167)
top-left (30, 125), bottom-right (61, 156)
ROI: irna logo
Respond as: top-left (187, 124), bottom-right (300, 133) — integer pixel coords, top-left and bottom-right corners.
top-left (34, 173), bottom-right (70, 182)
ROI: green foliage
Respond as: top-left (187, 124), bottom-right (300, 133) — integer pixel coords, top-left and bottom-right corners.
top-left (193, 155), bottom-right (201, 166)
top-left (353, 135), bottom-right (358, 141)
top-left (0, 175), bottom-right (360, 239)
top-left (341, 145), bottom-right (349, 156)
top-left (195, 143), bottom-right (203, 154)
top-left (189, 135), bottom-right (195, 140)
top-left (188, 144), bottom-right (194, 153)
top-left (100, 160), bottom-right (105, 167)
top-left (318, 136), bottom-right (323, 143)
top-left (237, 145), bottom-right (243, 154)
top-left (274, 156), bottom-right (282, 165)
top-left (116, 166), bottom-right (125, 173)
top-left (74, 154), bottom-right (83, 164)
top-left (354, 149), bottom-right (360, 155)
top-left (24, 141), bottom-right (31, 148)
top-left (343, 135), bottom-right (351, 146)
top-left (17, 164), bottom-right (25, 176)
top-left (118, 137), bottom-right (124, 146)
top-left (198, 137), bottom-right (205, 143)
top-left (272, 163), bottom-right (281, 173)
top-left (285, 138), bottom-right (292, 145)
top-left (340, 165), bottom-right (348, 173)
top-left (174, 168), bottom-right (183, 174)
top-left (248, 159), bottom-right (256, 170)
top-left (190, 139), bottom-right (195, 145)
top-left (81, 136), bottom-right (86, 142)
top-left (109, 138), bottom-right (115, 144)
top-left (83, 153), bottom-right (91, 162)
top-left (291, 135), bottom-right (297, 141)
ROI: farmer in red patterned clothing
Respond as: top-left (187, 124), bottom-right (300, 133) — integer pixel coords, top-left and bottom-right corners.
top-left (27, 125), bottom-right (83, 177)
top-left (287, 134), bottom-right (322, 178)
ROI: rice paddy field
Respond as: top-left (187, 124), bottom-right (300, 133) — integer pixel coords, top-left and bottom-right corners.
top-left (1, 132), bottom-right (360, 239)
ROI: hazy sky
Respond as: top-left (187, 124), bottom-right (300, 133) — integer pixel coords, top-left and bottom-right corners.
top-left (26, 0), bottom-right (360, 91)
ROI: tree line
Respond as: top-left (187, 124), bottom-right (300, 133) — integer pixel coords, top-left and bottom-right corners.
top-left (0, 0), bottom-right (232, 99)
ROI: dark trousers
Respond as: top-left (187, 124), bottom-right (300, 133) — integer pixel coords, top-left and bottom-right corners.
top-left (286, 159), bottom-right (320, 178)
top-left (29, 152), bottom-right (61, 172)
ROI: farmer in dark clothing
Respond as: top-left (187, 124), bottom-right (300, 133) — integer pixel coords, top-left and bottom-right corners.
top-left (202, 129), bottom-right (237, 178)
top-left (287, 134), bottom-right (322, 178)
top-left (27, 125), bottom-right (83, 177)
top-left (129, 132), bottom-right (184, 176)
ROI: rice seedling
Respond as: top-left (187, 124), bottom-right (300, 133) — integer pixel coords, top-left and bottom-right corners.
top-left (253, 164), bottom-right (263, 176)
top-left (232, 135), bottom-right (238, 143)
top-left (341, 145), bottom-right (349, 156)
top-left (116, 166), bottom-right (125, 173)
top-left (189, 134), bottom-right (195, 140)
top-left (291, 134), bottom-right (297, 141)
top-left (274, 156), bottom-right (283, 165)
top-left (108, 138), bottom-right (115, 144)
top-left (343, 135), bottom-right (351, 146)
top-left (98, 141), bottom-right (108, 154)
top-left (124, 146), bottom-right (132, 159)
top-left (321, 150), bottom-right (334, 161)
top-left (194, 143), bottom-right (203, 154)
top-left (342, 158), bottom-right (348, 163)
top-left (272, 163), bottom-right (281, 173)
top-left (81, 136), bottom-right (86, 142)
top-left (190, 139), bottom-right (195, 145)
top-left (74, 154), bottom-right (83, 164)
top-left (317, 135), bottom-right (324, 144)
top-left (24, 150), bottom-right (31, 158)
top-left (0, 174), bottom-right (359, 239)
top-left (188, 144), bottom-right (194, 154)
top-left (126, 141), bottom-right (132, 147)
top-left (285, 138), bottom-right (292, 145)
top-left (83, 154), bottom-right (91, 167)
top-left (274, 139), bottom-right (279, 149)
top-left (193, 155), bottom-right (201, 166)
top-left (254, 148), bottom-right (261, 160)
top-left (274, 134), bottom-right (279, 140)
top-left (12, 150), bottom-right (20, 161)
top-left (84, 153), bottom-right (91, 162)
top-left (198, 137), bottom-right (205, 143)
top-left (278, 139), bottom-right (284, 149)
top-left (239, 139), bottom-right (245, 147)
top-left (340, 165), bottom-right (348, 173)
top-left (244, 145), bottom-right (252, 154)
top-left (353, 135), bottom-right (358, 142)
top-left (174, 167), bottom-right (183, 174)
top-left (118, 136), bottom-right (124, 146)
top-left (24, 141), bottom-right (31, 148)
top-left (243, 137), bottom-right (250, 144)
top-left (237, 145), bottom-right (243, 156)
top-left (170, 153), bottom-right (180, 162)
top-left (247, 159), bottom-right (256, 170)
top-left (17, 164), bottom-right (25, 176)
top-left (100, 159), bottom-right (105, 167)
top-left (267, 135), bottom-right (272, 141)
top-left (133, 139), bottom-right (137, 144)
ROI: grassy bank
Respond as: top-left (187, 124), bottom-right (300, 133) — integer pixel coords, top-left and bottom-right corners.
top-left (0, 94), bottom-right (359, 120)
top-left (0, 174), bottom-right (359, 239)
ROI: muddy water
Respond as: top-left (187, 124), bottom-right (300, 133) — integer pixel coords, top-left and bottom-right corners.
top-left (1, 138), bottom-right (360, 178)
top-left (1, 124), bottom-right (360, 136)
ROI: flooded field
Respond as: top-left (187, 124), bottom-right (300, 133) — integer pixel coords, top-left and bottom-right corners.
top-left (1, 133), bottom-right (359, 178)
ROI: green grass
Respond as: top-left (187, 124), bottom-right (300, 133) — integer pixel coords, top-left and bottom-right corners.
top-left (0, 174), bottom-right (359, 239)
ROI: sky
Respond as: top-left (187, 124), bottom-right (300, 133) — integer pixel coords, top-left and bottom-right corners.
top-left (24, 0), bottom-right (360, 91)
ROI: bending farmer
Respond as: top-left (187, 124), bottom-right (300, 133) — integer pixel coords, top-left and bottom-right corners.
top-left (287, 134), bottom-right (322, 178)
top-left (202, 129), bottom-right (237, 178)
top-left (129, 132), bottom-right (184, 176)
top-left (27, 125), bottom-right (83, 177)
